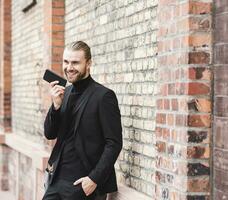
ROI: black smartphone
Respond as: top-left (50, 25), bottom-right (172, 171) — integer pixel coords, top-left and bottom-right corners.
top-left (43, 69), bottom-right (67, 87)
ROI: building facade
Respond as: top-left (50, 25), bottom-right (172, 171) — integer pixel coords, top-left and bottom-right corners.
top-left (0, 0), bottom-right (227, 199)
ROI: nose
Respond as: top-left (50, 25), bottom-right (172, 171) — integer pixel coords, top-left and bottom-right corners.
top-left (65, 63), bottom-right (74, 70)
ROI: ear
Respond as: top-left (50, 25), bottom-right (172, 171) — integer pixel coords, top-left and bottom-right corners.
top-left (86, 59), bottom-right (92, 69)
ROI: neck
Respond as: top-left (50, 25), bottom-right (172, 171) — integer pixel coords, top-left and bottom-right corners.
top-left (72, 74), bottom-right (91, 93)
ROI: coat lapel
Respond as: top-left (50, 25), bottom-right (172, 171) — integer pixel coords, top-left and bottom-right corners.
top-left (60, 84), bottom-right (73, 115)
top-left (58, 85), bottom-right (73, 141)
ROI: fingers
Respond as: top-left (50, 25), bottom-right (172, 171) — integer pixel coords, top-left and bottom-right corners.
top-left (50, 82), bottom-right (65, 96)
top-left (50, 81), bottom-right (59, 87)
top-left (50, 81), bottom-right (65, 89)
top-left (73, 177), bottom-right (97, 196)
top-left (73, 177), bottom-right (84, 185)
top-left (82, 184), bottom-right (96, 196)
top-left (52, 86), bottom-right (64, 94)
top-left (51, 88), bottom-right (64, 97)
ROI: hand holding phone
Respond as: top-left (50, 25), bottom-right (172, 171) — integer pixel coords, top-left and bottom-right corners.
top-left (43, 69), bottom-right (66, 109)
top-left (50, 81), bottom-right (65, 110)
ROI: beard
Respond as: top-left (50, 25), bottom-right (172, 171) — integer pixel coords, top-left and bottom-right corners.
top-left (64, 68), bottom-right (87, 84)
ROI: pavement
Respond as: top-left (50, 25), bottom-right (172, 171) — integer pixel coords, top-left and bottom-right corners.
top-left (0, 191), bottom-right (15, 200)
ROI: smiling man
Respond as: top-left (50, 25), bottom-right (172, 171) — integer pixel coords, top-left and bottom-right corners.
top-left (43, 41), bottom-right (122, 200)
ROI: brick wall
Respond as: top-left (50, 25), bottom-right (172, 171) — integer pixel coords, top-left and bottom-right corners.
top-left (0, 144), bottom-right (35, 199)
top-left (213, 1), bottom-right (228, 199)
top-left (11, 0), bottom-right (65, 146)
top-left (156, 0), bottom-right (212, 199)
top-left (0, 0), bottom-right (12, 195)
top-left (0, 0), bottom-right (65, 199)
top-left (0, 0), bottom-right (12, 133)
top-left (11, 0), bottom-right (46, 142)
top-left (1, 0), bottom-right (228, 200)
top-left (65, 0), bottom-right (158, 197)
top-left (0, 145), bottom-right (10, 191)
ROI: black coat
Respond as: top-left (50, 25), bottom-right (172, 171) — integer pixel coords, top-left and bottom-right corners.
top-left (44, 77), bottom-right (122, 194)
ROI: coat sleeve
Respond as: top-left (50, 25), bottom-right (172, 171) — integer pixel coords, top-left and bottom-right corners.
top-left (88, 90), bottom-right (122, 186)
top-left (44, 103), bottom-right (61, 140)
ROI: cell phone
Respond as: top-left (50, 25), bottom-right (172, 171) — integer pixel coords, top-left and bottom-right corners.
top-left (43, 69), bottom-right (67, 87)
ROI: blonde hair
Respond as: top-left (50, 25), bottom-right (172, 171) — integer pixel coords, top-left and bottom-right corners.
top-left (65, 41), bottom-right (91, 61)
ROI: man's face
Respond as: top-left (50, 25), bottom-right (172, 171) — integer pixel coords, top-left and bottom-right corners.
top-left (62, 49), bottom-right (91, 84)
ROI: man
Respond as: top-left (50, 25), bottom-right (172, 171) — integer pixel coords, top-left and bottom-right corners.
top-left (43, 41), bottom-right (122, 200)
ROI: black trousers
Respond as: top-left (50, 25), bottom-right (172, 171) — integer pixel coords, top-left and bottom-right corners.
top-left (42, 179), bottom-right (107, 200)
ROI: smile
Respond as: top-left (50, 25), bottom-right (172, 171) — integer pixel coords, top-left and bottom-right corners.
top-left (67, 71), bottom-right (78, 76)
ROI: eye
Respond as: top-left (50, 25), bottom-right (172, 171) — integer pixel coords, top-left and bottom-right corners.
top-left (63, 60), bottom-right (69, 64)
top-left (72, 61), bottom-right (79, 65)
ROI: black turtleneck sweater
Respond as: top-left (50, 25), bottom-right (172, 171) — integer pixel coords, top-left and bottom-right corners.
top-left (55, 75), bottom-right (92, 181)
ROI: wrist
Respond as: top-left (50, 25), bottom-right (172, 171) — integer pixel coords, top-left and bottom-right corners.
top-left (53, 103), bottom-right (61, 110)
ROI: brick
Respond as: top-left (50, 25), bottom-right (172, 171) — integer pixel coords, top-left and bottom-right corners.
top-left (188, 98), bottom-right (211, 113)
top-left (187, 177), bottom-right (210, 192)
top-left (187, 131), bottom-right (209, 144)
top-left (188, 67), bottom-right (211, 80)
top-left (189, 17), bottom-right (211, 31)
top-left (189, 34), bottom-right (212, 47)
top-left (156, 141), bottom-right (166, 153)
top-left (167, 144), bottom-right (174, 155)
top-left (214, 148), bottom-right (228, 171)
top-left (214, 189), bottom-right (228, 200)
top-left (215, 97), bottom-right (228, 117)
top-left (214, 44), bottom-right (228, 64)
top-left (163, 99), bottom-right (170, 110)
top-left (188, 114), bottom-right (211, 128)
top-left (214, 168), bottom-right (228, 192)
top-left (214, 14), bottom-right (228, 43)
top-left (52, 39), bottom-right (64, 47)
top-left (189, 2), bottom-right (212, 15)
top-left (188, 52), bottom-right (210, 64)
top-left (188, 82), bottom-right (210, 95)
top-left (187, 162), bottom-right (210, 176)
top-left (214, 117), bottom-right (228, 149)
top-left (214, 0), bottom-right (228, 14)
top-left (187, 195), bottom-right (210, 200)
top-left (175, 114), bottom-right (187, 126)
top-left (214, 65), bottom-right (228, 81)
top-left (214, 79), bottom-right (228, 96)
top-left (52, 8), bottom-right (65, 16)
top-left (171, 99), bottom-right (178, 111)
top-left (52, 1), bottom-right (65, 8)
top-left (175, 82), bottom-right (187, 95)
top-left (52, 24), bottom-right (64, 32)
top-left (214, 65), bottom-right (228, 95)
top-left (167, 114), bottom-right (174, 125)
top-left (52, 16), bottom-right (64, 24)
top-left (168, 83), bottom-right (176, 95)
top-left (187, 146), bottom-right (210, 159)
top-left (156, 113), bottom-right (166, 124)
top-left (156, 99), bottom-right (163, 110)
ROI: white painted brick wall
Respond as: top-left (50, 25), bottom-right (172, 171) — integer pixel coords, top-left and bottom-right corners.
top-left (65, 0), bottom-right (158, 197)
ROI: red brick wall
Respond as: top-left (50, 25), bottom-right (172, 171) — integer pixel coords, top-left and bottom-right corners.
top-left (42, 0), bottom-right (65, 150)
top-left (156, 0), bottom-right (212, 199)
top-left (213, 1), bottom-right (228, 199)
top-left (0, 0), bottom-right (65, 199)
top-left (0, 0), bottom-right (12, 133)
top-left (0, 0), bottom-right (12, 193)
